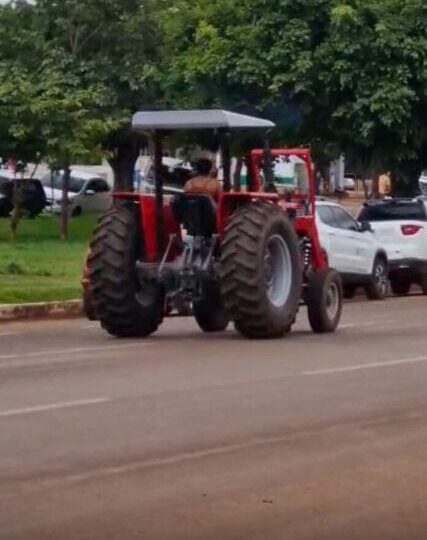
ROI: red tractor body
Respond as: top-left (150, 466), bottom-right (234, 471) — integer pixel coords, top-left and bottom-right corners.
top-left (113, 148), bottom-right (326, 269)
top-left (84, 110), bottom-right (342, 338)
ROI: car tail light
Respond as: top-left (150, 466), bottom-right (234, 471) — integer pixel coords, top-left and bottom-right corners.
top-left (401, 224), bottom-right (424, 236)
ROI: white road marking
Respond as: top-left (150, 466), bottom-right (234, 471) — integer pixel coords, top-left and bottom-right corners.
top-left (0, 331), bottom-right (21, 337)
top-left (80, 323), bottom-right (99, 329)
top-left (0, 343), bottom-right (147, 363)
top-left (29, 408), bottom-right (424, 489)
top-left (304, 355), bottom-right (427, 376)
top-left (340, 320), bottom-right (394, 330)
top-left (0, 398), bottom-right (110, 418)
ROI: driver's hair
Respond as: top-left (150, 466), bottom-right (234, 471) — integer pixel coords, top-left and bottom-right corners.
top-left (194, 158), bottom-right (213, 176)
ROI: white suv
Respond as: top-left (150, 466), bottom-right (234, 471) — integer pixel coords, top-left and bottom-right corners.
top-left (316, 200), bottom-right (389, 300)
top-left (358, 199), bottom-right (427, 295)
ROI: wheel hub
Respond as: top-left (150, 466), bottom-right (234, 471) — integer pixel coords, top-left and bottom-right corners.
top-left (325, 282), bottom-right (340, 320)
top-left (374, 262), bottom-right (388, 295)
top-left (264, 235), bottom-right (292, 308)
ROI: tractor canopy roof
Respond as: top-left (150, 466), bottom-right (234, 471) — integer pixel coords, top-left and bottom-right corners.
top-left (132, 109), bottom-right (275, 132)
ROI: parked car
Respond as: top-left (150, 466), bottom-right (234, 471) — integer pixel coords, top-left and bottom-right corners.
top-left (316, 199), bottom-right (389, 299)
top-left (41, 170), bottom-right (112, 216)
top-left (139, 158), bottom-right (192, 195)
top-left (0, 173), bottom-right (46, 218)
top-left (358, 199), bottom-right (427, 295)
top-left (343, 173), bottom-right (356, 191)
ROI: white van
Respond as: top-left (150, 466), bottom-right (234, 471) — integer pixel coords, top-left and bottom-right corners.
top-left (239, 155), bottom-right (308, 192)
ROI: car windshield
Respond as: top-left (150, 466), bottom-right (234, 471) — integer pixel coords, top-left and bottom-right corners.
top-left (359, 201), bottom-right (427, 222)
top-left (42, 173), bottom-right (87, 193)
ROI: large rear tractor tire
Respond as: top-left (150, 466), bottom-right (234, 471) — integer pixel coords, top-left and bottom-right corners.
top-left (88, 205), bottom-right (164, 338)
top-left (82, 288), bottom-right (97, 321)
top-left (220, 202), bottom-right (302, 339)
top-left (193, 280), bottom-right (229, 332)
top-left (307, 269), bottom-right (343, 333)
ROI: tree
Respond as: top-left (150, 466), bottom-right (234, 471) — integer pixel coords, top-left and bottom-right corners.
top-left (159, 0), bottom-right (426, 190)
top-left (34, 0), bottom-right (163, 190)
top-left (1, 0), bottom-right (163, 198)
top-left (0, 1), bottom-right (108, 238)
top-left (0, 0), bottom-right (47, 238)
top-left (1, 0), bottom-right (425, 206)
top-left (0, 0), bottom-right (165, 238)
top-left (311, 0), bottom-right (427, 191)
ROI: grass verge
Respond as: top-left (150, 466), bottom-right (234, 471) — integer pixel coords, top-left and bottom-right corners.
top-left (0, 214), bottom-right (99, 304)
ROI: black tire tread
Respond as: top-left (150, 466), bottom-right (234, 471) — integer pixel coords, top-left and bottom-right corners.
top-left (219, 201), bottom-right (302, 339)
top-left (193, 281), bottom-right (229, 332)
top-left (307, 269), bottom-right (343, 333)
top-left (87, 205), bottom-right (163, 338)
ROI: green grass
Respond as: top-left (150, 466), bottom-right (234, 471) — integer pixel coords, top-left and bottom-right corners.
top-left (0, 214), bottom-right (99, 304)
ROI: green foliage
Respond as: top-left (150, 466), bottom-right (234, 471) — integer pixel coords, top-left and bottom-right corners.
top-left (160, 0), bottom-right (330, 111)
top-left (160, 0), bottom-right (426, 181)
top-left (0, 0), bottom-right (162, 170)
top-left (313, 0), bottom-right (427, 174)
top-left (0, 0), bottom-right (425, 189)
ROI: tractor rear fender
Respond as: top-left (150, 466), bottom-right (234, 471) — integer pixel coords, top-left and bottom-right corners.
top-left (217, 192), bottom-right (327, 271)
top-left (114, 193), bottom-right (181, 262)
top-left (217, 192), bottom-right (279, 234)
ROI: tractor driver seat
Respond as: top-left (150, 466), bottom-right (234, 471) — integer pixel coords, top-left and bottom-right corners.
top-left (172, 194), bottom-right (217, 237)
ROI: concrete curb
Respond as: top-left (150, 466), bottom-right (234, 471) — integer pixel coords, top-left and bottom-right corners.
top-left (0, 300), bottom-right (83, 322)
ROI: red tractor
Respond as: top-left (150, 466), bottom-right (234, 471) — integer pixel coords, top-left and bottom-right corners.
top-left (85, 110), bottom-right (343, 339)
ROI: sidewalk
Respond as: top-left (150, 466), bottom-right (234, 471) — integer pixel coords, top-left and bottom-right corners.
top-left (0, 300), bottom-right (82, 322)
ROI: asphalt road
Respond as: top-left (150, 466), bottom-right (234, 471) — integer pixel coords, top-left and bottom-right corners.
top-left (1, 295), bottom-right (427, 540)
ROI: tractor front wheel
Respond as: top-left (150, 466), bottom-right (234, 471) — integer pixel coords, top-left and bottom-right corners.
top-left (306, 269), bottom-right (343, 333)
top-left (193, 280), bottom-right (229, 332)
top-left (88, 204), bottom-right (164, 338)
top-left (220, 202), bottom-right (302, 339)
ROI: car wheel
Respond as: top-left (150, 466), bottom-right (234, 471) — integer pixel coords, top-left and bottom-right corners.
top-left (72, 206), bottom-right (82, 217)
top-left (365, 256), bottom-right (388, 300)
top-left (420, 274), bottom-right (427, 295)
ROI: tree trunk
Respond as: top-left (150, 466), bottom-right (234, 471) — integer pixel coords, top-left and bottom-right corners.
top-left (361, 178), bottom-right (369, 200)
top-left (372, 173), bottom-right (379, 199)
top-left (61, 165), bottom-right (70, 240)
top-left (10, 175), bottom-right (24, 241)
top-left (108, 137), bottom-right (140, 192)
